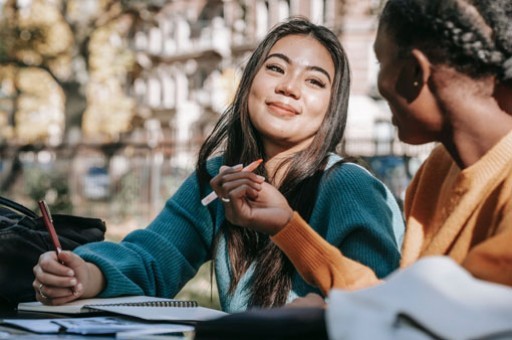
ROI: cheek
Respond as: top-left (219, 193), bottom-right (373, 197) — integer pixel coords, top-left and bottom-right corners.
top-left (377, 73), bottom-right (394, 102)
top-left (306, 91), bottom-right (332, 119)
top-left (248, 84), bottom-right (263, 116)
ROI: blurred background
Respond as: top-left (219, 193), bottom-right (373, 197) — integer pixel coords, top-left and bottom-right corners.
top-left (0, 0), bottom-right (434, 309)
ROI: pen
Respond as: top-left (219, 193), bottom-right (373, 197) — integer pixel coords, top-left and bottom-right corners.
top-left (201, 158), bottom-right (263, 206)
top-left (38, 200), bottom-right (62, 257)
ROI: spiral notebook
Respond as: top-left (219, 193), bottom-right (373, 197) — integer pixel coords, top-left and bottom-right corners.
top-left (17, 296), bottom-right (226, 322)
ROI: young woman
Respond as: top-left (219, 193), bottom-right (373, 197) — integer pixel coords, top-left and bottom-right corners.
top-left (32, 18), bottom-right (404, 312)
top-left (212, 0), bottom-right (512, 297)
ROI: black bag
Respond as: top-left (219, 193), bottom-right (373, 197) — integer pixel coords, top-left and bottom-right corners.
top-left (195, 307), bottom-right (328, 340)
top-left (0, 196), bottom-right (106, 308)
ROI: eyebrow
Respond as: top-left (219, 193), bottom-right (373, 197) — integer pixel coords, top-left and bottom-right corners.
top-left (265, 53), bottom-right (332, 84)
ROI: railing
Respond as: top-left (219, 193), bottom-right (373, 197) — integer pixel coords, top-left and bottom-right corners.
top-left (0, 137), bottom-right (435, 240)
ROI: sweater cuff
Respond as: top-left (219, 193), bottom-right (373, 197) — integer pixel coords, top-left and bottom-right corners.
top-left (271, 212), bottom-right (340, 290)
top-left (271, 212), bottom-right (323, 254)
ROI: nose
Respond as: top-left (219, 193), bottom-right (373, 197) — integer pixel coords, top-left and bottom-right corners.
top-left (275, 75), bottom-right (301, 99)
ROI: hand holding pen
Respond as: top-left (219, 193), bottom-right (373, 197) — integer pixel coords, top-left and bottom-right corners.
top-left (34, 201), bottom-right (108, 304)
top-left (201, 159), bottom-right (263, 206)
top-left (207, 159), bottom-right (293, 235)
top-left (37, 200), bottom-right (80, 301)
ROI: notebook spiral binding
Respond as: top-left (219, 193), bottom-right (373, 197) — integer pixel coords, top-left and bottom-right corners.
top-left (90, 300), bottom-right (199, 308)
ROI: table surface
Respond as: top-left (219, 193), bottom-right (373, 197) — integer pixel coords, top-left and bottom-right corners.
top-left (0, 306), bottom-right (193, 339)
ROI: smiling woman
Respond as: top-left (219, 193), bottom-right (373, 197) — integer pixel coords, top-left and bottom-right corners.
top-left (32, 17), bottom-right (405, 313)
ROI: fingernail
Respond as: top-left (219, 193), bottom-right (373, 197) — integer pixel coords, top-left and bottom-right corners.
top-left (75, 283), bottom-right (83, 293)
top-left (67, 270), bottom-right (74, 276)
top-left (233, 164), bottom-right (243, 170)
top-left (256, 175), bottom-right (265, 181)
top-left (70, 278), bottom-right (77, 285)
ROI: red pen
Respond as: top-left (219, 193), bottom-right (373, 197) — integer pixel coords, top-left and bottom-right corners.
top-left (201, 159), bottom-right (263, 206)
top-left (38, 200), bottom-right (62, 257)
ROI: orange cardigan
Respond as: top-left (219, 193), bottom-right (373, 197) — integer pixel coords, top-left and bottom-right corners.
top-left (272, 131), bottom-right (512, 295)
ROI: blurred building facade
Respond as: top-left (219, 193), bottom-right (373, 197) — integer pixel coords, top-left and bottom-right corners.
top-left (126, 0), bottom-right (433, 168)
top-left (0, 0), bottom-right (434, 229)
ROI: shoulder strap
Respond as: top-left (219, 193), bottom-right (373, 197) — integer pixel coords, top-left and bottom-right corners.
top-left (0, 196), bottom-right (38, 218)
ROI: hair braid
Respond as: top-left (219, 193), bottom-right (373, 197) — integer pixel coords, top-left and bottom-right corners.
top-left (472, 0), bottom-right (512, 81)
top-left (381, 0), bottom-right (511, 79)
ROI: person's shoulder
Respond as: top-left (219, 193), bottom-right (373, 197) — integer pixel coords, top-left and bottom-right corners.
top-left (321, 155), bottom-right (394, 198)
top-left (324, 157), bottom-right (376, 185)
top-left (204, 155), bottom-right (224, 176)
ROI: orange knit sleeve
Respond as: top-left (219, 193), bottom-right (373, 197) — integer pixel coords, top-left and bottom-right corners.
top-left (462, 212), bottom-right (512, 286)
top-left (271, 212), bottom-right (381, 295)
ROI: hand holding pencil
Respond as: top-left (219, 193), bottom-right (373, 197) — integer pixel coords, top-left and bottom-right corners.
top-left (201, 159), bottom-right (263, 206)
top-left (208, 159), bottom-right (293, 235)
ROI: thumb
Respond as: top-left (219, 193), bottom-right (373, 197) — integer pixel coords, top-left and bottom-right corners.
top-left (58, 251), bottom-right (83, 270)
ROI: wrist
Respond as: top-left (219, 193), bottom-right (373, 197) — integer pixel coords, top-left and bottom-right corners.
top-left (83, 262), bottom-right (105, 298)
top-left (268, 208), bottom-right (294, 236)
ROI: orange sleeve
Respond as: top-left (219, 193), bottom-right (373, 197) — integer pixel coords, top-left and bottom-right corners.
top-left (271, 212), bottom-right (381, 295)
top-left (462, 209), bottom-right (512, 286)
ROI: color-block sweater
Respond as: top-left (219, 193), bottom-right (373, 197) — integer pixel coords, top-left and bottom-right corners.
top-left (75, 155), bottom-right (404, 312)
top-left (274, 131), bottom-right (512, 293)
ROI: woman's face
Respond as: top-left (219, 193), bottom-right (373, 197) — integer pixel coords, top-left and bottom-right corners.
top-left (374, 25), bottom-right (443, 145)
top-left (248, 34), bottom-right (335, 157)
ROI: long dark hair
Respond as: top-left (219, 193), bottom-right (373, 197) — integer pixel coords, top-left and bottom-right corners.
top-left (380, 0), bottom-right (512, 82)
top-left (196, 17), bottom-right (351, 308)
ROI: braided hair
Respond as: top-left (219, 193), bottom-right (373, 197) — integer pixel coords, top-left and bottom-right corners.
top-left (380, 0), bottom-right (512, 82)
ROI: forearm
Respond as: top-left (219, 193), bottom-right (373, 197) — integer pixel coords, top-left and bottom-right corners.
top-left (271, 212), bottom-right (381, 295)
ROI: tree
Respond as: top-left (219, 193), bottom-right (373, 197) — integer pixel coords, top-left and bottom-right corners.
top-left (0, 0), bottom-right (165, 144)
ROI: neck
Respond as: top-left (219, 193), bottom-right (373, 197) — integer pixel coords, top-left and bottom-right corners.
top-left (441, 100), bottom-right (512, 169)
top-left (432, 69), bottom-right (512, 169)
top-left (264, 139), bottom-right (313, 186)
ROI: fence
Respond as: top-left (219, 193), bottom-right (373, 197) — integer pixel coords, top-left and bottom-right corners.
top-left (0, 142), bottom-right (195, 241)
top-left (0, 138), bottom-right (435, 240)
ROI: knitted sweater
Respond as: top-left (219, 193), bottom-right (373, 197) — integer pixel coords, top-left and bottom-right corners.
top-left (275, 131), bottom-right (512, 292)
top-left (75, 155), bottom-right (404, 312)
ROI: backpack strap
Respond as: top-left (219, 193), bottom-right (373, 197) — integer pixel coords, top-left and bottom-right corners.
top-left (0, 196), bottom-right (38, 218)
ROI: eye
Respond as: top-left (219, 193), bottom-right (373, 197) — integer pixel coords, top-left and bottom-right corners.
top-left (265, 63), bottom-right (284, 74)
top-left (307, 78), bottom-right (326, 89)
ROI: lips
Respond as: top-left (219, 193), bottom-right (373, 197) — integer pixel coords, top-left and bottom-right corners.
top-left (266, 101), bottom-right (300, 116)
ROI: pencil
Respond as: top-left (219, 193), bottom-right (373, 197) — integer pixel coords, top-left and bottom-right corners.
top-left (38, 200), bottom-right (62, 256)
top-left (201, 159), bottom-right (263, 206)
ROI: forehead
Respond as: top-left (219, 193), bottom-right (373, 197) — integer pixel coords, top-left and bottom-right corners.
top-left (267, 34), bottom-right (335, 73)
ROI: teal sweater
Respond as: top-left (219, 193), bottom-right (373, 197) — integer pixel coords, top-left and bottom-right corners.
top-left (75, 155), bottom-right (404, 313)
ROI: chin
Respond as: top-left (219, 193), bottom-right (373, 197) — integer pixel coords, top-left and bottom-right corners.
top-left (399, 133), bottom-right (433, 145)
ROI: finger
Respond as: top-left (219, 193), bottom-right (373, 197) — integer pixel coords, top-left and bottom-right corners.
top-left (34, 265), bottom-right (78, 289)
top-left (48, 293), bottom-right (82, 306)
top-left (221, 171), bottom-right (265, 184)
top-left (34, 281), bottom-right (75, 300)
top-left (37, 251), bottom-right (75, 277)
top-left (210, 164), bottom-right (245, 189)
top-left (57, 251), bottom-right (83, 273)
top-left (218, 174), bottom-right (264, 198)
top-left (222, 186), bottom-right (258, 224)
top-left (222, 178), bottom-right (262, 195)
top-left (37, 291), bottom-right (81, 306)
top-left (231, 185), bottom-right (260, 202)
top-left (219, 164), bottom-right (242, 173)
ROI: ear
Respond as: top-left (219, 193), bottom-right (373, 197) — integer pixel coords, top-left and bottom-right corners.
top-left (395, 48), bottom-right (432, 103)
